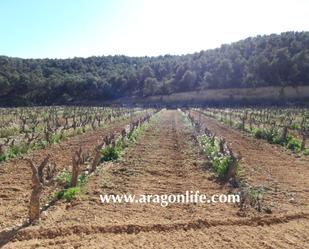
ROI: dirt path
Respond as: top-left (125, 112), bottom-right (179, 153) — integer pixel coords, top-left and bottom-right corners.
top-left (3, 110), bottom-right (308, 248)
top-left (0, 113), bottom-right (147, 230)
top-left (6, 218), bottom-right (309, 249)
top-left (189, 110), bottom-right (309, 215)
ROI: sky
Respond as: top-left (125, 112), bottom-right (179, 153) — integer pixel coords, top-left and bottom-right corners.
top-left (0, 0), bottom-right (308, 59)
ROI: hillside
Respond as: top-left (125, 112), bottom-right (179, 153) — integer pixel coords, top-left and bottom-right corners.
top-left (0, 31), bottom-right (309, 106)
top-left (114, 86), bottom-right (309, 106)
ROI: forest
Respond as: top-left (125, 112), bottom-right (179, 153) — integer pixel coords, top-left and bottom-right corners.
top-left (0, 31), bottom-right (308, 106)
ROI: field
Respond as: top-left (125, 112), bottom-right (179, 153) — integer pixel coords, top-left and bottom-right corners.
top-left (0, 107), bottom-right (309, 248)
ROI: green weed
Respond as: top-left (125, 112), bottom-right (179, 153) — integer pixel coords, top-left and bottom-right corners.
top-left (197, 135), bottom-right (237, 180)
top-left (56, 169), bottom-right (71, 187)
top-left (0, 127), bottom-right (18, 138)
top-left (286, 135), bottom-right (301, 152)
top-left (56, 187), bottom-right (80, 202)
top-left (101, 144), bottom-right (122, 161)
top-left (303, 148), bottom-right (309, 156)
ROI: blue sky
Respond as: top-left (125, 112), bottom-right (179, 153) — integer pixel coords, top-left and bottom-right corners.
top-left (0, 0), bottom-right (308, 58)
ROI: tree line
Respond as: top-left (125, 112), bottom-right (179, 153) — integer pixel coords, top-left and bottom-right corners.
top-left (0, 31), bottom-right (308, 106)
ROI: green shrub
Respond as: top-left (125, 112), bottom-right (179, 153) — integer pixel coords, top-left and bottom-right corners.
top-left (289, 123), bottom-right (300, 130)
top-left (198, 135), bottom-right (218, 157)
top-left (56, 189), bottom-right (65, 199)
top-left (128, 126), bottom-right (141, 142)
top-left (253, 128), bottom-right (279, 143)
top-left (253, 128), bottom-right (264, 139)
top-left (5, 143), bottom-right (29, 159)
top-left (78, 173), bottom-right (87, 185)
top-left (266, 129), bottom-right (279, 143)
top-left (211, 155), bottom-right (231, 179)
top-left (33, 140), bottom-right (48, 150)
top-left (49, 133), bottom-right (62, 144)
top-left (56, 169), bottom-right (71, 187)
top-left (272, 133), bottom-right (285, 145)
top-left (235, 123), bottom-right (244, 130)
top-left (57, 187), bottom-right (80, 201)
top-left (303, 148), bottom-right (309, 156)
top-left (286, 136), bottom-right (301, 152)
top-left (128, 131), bottom-right (137, 142)
top-left (63, 187), bottom-right (80, 201)
top-left (101, 145), bottom-right (121, 161)
top-left (197, 135), bottom-right (235, 180)
top-left (0, 153), bottom-right (7, 162)
top-left (253, 128), bottom-right (302, 153)
top-left (0, 127), bottom-right (18, 138)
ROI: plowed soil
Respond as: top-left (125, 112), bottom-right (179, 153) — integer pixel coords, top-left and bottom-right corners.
top-left (1, 110), bottom-right (309, 248)
top-left (0, 113), bottom-right (146, 230)
top-left (189, 110), bottom-right (309, 215)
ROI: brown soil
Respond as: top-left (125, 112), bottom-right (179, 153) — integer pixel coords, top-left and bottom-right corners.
top-left (0, 114), bottom-right (146, 230)
top-left (1, 110), bottom-right (309, 248)
top-left (189, 110), bottom-right (309, 215)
